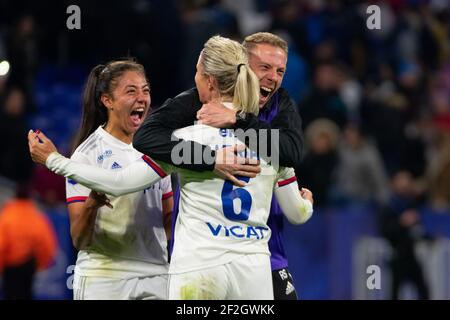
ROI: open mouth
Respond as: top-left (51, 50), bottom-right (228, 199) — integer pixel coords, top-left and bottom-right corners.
top-left (130, 108), bottom-right (145, 119)
top-left (130, 107), bottom-right (145, 126)
top-left (260, 86), bottom-right (273, 98)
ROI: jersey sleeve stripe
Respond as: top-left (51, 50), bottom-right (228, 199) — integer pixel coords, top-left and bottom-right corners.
top-left (141, 155), bottom-right (167, 178)
top-left (277, 176), bottom-right (297, 187)
top-left (162, 191), bottom-right (173, 200)
top-left (66, 196), bottom-right (88, 204)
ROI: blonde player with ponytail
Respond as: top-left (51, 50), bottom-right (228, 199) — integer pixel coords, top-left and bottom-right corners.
top-left (195, 35), bottom-right (259, 116)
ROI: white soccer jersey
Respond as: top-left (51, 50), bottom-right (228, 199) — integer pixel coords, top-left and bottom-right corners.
top-left (67, 126), bottom-right (172, 279)
top-left (166, 119), bottom-right (297, 274)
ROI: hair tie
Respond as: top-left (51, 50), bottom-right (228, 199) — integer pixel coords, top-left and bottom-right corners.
top-left (237, 63), bottom-right (245, 73)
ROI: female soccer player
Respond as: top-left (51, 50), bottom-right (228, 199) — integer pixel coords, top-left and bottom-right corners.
top-left (42, 60), bottom-right (173, 300)
top-left (29, 37), bottom-right (313, 300)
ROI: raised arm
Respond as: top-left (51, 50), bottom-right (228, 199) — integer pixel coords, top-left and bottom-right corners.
top-left (46, 153), bottom-right (167, 197)
top-left (28, 130), bottom-right (168, 197)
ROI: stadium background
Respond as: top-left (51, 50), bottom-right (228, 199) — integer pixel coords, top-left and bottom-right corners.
top-left (0, 0), bottom-right (450, 299)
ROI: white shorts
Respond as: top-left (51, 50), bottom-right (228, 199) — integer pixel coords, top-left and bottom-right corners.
top-left (168, 253), bottom-right (273, 300)
top-left (73, 273), bottom-right (168, 300)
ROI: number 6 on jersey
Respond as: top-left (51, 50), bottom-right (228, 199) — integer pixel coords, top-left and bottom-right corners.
top-left (221, 176), bottom-right (252, 221)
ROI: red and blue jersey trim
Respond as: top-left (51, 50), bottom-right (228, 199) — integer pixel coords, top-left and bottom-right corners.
top-left (66, 196), bottom-right (88, 204)
top-left (162, 191), bottom-right (173, 200)
top-left (141, 155), bottom-right (167, 178)
top-left (277, 176), bottom-right (297, 187)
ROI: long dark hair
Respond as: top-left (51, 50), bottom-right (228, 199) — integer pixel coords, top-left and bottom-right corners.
top-left (73, 59), bottom-right (146, 152)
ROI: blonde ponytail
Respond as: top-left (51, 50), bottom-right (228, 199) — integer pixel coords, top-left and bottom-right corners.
top-left (201, 36), bottom-right (260, 115)
top-left (233, 63), bottom-right (259, 115)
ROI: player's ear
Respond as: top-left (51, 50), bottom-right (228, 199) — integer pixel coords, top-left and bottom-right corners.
top-left (207, 75), bottom-right (217, 91)
top-left (101, 93), bottom-right (113, 110)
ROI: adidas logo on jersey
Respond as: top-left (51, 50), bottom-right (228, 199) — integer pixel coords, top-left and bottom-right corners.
top-left (111, 162), bottom-right (122, 169)
top-left (286, 281), bottom-right (295, 295)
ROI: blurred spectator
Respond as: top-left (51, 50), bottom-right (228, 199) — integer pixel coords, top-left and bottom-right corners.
top-left (336, 65), bottom-right (363, 122)
top-left (0, 184), bottom-right (58, 300)
top-left (428, 5), bottom-right (450, 65)
top-left (301, 62), bottom-right (348, 129)
top-left (313, 39), bottom-right (337, 66)
top-left (272, 31), bottom-right (309, 103)
top-left (379, 170), bottom-right (429, 300)
top-left (296, 118), bottom-right (340, 208)
top-left (399, 119), bottom-right (428, 179)
top-left (361, 82), bottom-right (410, 175)
top-left (177, 0), bottom-right (240, 89)
top-left (270, 0), bottom-right (308, 59)
top-left (430, 66), bottom-right (450, 133)
top-left (222, 0), bottom-right (272, 36)
top-left (0, 87), bottom-right (33, 183)
top-left (332, 123), bottom-right (390, 206)
top-left (368, 63), bottom-right (398, 105)
top-left (396, 59), bottom-right (424, 121)
top-left (394, 8), bottom-right (424, 66)
top-left (7, 14), bottom-right (40, 103)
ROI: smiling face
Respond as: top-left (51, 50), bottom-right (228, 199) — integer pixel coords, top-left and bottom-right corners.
top-left (101, 70), bottom-right (150, 142)
top-left (248, 43), bottom-right (287, 107)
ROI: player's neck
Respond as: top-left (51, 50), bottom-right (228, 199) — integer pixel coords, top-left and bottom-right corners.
top-left (103, 124), bottom-right (133, 144)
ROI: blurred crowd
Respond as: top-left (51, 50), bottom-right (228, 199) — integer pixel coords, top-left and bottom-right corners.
top-left (0, 0), bottom-right (449, 210)
top-left (0, 0), bottom-right (450, 299)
